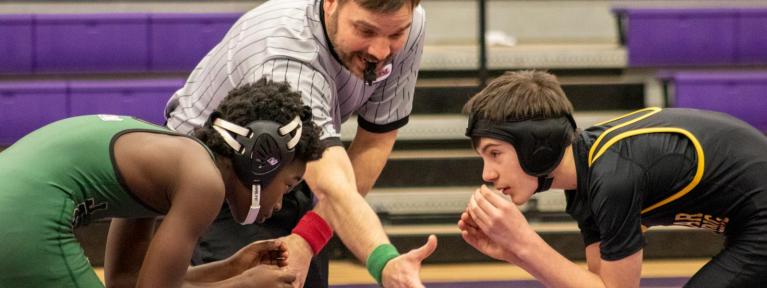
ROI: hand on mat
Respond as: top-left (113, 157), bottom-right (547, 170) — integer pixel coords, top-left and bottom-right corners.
top-left (382, 234), bottom-right (438, 288)
top-left (281, 233), bottom-right (314, 288)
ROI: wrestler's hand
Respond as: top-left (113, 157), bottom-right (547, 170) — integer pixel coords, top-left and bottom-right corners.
top-left (229, 239), bottom-right (289, 272)
top-left (381, 235), bottom-right (438, 288)
top-left (231, 264), bottom-right (296, 288)
top-left (279, 234), bottom-right (313, 288)
top-left (459, 208), bottom-right (515, 262)
top-left (464, 185), bottom-right (534, 264)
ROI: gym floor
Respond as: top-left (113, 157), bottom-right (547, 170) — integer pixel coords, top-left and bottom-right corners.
top-left (94, 258), bottom-right (708, 287)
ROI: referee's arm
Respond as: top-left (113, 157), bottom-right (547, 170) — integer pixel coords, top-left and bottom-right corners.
top-left (305, 138), bottom-right (392, 261)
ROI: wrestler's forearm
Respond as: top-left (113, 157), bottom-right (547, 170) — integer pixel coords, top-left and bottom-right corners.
top-left (184, 260), bottom-right (236, 283)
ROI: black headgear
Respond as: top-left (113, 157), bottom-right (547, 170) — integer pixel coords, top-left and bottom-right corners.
top-left (210, 114), bottom-right (303, 225)
top-left (210, 114), bottom-right (302, 188)
top-left (465, 113), bottom-right (576, 192)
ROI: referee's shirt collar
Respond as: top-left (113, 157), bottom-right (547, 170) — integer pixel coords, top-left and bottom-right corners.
top-left (318, 0), bottom-right (345, 67)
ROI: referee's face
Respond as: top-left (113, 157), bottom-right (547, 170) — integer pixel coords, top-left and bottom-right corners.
top-left (325, 0), bottom-right (413, 79)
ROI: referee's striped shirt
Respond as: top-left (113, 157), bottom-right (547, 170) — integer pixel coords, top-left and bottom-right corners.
top-left (165, 0), bottom-right (425, 147)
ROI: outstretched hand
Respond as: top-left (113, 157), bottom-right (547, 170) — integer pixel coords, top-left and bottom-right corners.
top-left (381, 234), bottom-right (438, 288)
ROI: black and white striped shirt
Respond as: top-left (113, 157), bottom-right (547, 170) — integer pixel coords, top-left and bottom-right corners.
top-left (165, 0), bottom-right (425, 146)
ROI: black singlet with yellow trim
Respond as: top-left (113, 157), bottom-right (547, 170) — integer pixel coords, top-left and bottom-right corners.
top-left (565, 107), bottom-right (767, 261)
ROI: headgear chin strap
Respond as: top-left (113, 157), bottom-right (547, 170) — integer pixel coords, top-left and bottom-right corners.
top-left (211, 115), bottom-right (302, 224)
top-left (466, 114), bottom-right (576, 193)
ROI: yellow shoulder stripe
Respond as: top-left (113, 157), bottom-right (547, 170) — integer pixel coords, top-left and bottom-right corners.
top-left (592, 107), bottom-right (663, 127)
top-left (588, 127), bottom-right (705, 215)
top-left (588, 107), bottom-right (662, 164)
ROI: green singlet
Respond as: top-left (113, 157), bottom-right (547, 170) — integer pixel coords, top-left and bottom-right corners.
top-left (0, 115), bottom-right (198, 288)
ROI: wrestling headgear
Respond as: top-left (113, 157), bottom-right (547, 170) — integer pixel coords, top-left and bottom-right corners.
top-left (466, 113), bottom-right (576, 192)
top-left (211, 114), bottom-right (302, 224)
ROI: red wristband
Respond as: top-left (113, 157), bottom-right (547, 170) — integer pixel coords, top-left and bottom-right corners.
top-left (292, 211), bottom-right (333, 255)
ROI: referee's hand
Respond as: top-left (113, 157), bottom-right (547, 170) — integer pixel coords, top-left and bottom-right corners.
top-left (381, 235), bottom-right (438, 288)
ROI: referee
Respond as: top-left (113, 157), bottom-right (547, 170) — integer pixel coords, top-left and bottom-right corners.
top-left (164, 0), bottom-right (435, 287)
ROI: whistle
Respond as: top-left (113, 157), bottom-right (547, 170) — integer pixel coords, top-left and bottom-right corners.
top-left (364, 61), bottom-right (376, 85)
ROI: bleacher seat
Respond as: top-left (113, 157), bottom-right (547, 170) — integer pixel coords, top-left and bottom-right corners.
top-left (0, 81), bottom-right (68, 145)
top-left (0, 79), bottom-right (183, 145)
top-left (35, 14), bottom-right (150, 73)
top-left (668, 71), bottom-right (767, 131)
top-left (150, 13), bottom-right (239, 71)
top-left (738, 9), bottom-right (767, 64)
top-left (0, 14), bottom-right (33, 74)
top-left (69, 79), bottom-right (184, 125)
top-left (0, 13), bottom-right (240, 74)
top-left (614, 8), bottom-right (767, 67)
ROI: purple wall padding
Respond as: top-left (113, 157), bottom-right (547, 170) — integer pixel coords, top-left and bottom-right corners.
top-left (737, 9), bottom-right (767, 65)
top-left (149, 13), bottom-right (239, 71)
top-left (34, 14), bottom-right (150, 73)
top-left (672, 72), bottom-right (767, 131)
top-left (0, 15), bottom-right (34, 74)
top-left (69, 79), bottom-right (184, 125)
top-left (626, 9), bottom-right (738, 66)
top-left (0, 81), bottom-right (68, 145)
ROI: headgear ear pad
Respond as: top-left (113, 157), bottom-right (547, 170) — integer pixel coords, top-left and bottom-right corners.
top-left (232, 120), bottom-right (296, 187)
top-left (466, 115), bottom-right (576, 177)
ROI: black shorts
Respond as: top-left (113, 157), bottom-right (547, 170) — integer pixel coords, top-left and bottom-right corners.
top-left (191, 182), bottom-right (329, 288)
top-left (685, 202), bottom-right (767, 287)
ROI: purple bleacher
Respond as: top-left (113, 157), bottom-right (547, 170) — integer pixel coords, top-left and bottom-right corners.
top-left (671, 71), bottom-right (767, 131)
top-left (34, 14), bottom-right (149, 73)
top-left (737, 9), bottom-right (767, 65)
top-left (0, 15), bottom-right (34, 74)
top-left (623, 8), bottom-right (738, 67)
top-left (150, 13), bottom-right (239, 71)
top-left (69, 79), bottom-right (184, 125)
top-left (0, 81), bottom-right (68, 145)
top-left (616, 7), bottom-right (767, 67)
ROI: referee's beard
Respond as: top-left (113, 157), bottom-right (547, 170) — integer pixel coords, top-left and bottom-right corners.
top-left (327, 12), bottom-right (393, 79)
